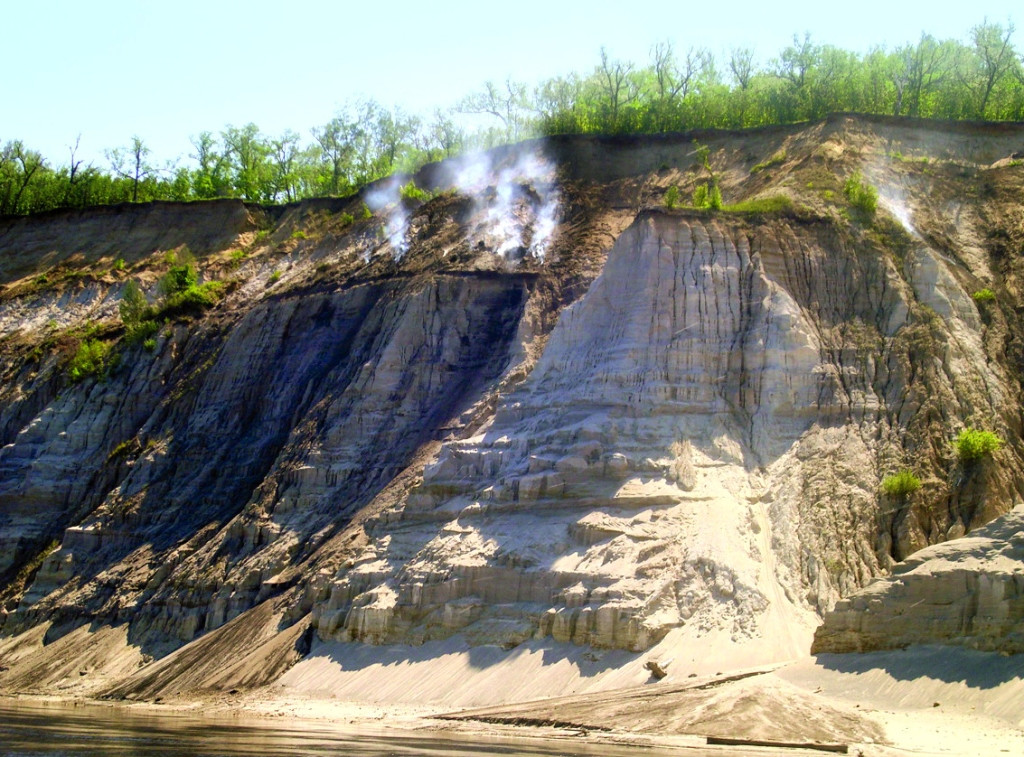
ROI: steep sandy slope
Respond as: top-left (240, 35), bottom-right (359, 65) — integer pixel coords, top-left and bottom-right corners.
top-left (1, 115), bottom-right (1023, 702)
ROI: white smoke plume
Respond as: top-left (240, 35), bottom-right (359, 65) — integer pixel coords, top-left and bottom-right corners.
top-left (440, 145), bottom-right (560, 263)
top-left (864, 159), bottom-right (919, 238)
top-left (364, 177), bottom-right (409, 261)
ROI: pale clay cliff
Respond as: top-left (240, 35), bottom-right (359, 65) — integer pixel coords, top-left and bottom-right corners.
top-left (1, 115), bottom-right (1024, 699)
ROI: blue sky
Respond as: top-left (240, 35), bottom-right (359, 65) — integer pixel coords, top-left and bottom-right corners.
top-left (4, 0), bottom-right (1020, 166)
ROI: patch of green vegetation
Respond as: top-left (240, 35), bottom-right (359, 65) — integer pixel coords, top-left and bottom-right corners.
top-left (360, 202), bottom-right (373, 220)
top-left (692, 182), bottom-right (723, 210)
top-left (400, 181), bottom-right (431, 202)
top-left (290, 230), bottom-right (308, 240)
top-left (954, 428), bottom-right (1003, 461)
top-left (107, 438), bottom-right (134, 461)
top-left (126, 319), bottom-right (159, 344)
top-left (268, 269), bottom-right (282, 284)
top-left (161, 280), bottom-right (225, 316)
top-left (843, 171), bottom-right (878, 218)
top-left (339, 211), bottom-right (355, 226)
top-left (751, 149), bottom-right (787, 173)
top-left (112, 258), bottom-right (126, 272)
top-left (142, 337), bottom-right (157, 352)
top-left (972, 288), bottom-right (996, 302)
top-left (68, 338), bottom-right (111, 382)
top-left (722, 195), bottom-right (794, 214)
top-left (889, 151), bottom-right (930, 165)
top-left (119, 280), bottom-right (160, 343)
top-left (664, 185), bottom-right (680, 209)
top-left (881, 469), bottom-right (922, 497)
top-left (158, 247), bottom-right (198, 297)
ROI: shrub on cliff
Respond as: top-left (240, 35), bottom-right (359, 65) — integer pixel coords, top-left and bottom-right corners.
top-left (400, 181), bottom-right (431, 202)
top-left (692, 182), bottom-right (723, 210)
top-left (68, 338), bottom-right (111, 382)
top-left (119, 280), bottom-right (160, 344)
top-left (158, 248), bottom-right (198, 298)
top-left (880, 469), bottom-right (921, 497)
top-left (844, 172), bottom-right (878, 217)
top-left (955, 428), bottom-right (1003, 461)
top-left (160, 281), bottom-right (225, 318)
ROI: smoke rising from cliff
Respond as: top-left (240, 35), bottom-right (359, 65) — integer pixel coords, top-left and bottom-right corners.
top-left (443, 146), bottom-right (560, 263)
top-left (364, 178), bottom-right (409, 261)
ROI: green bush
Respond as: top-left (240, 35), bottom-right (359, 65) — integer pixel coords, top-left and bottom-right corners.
top-left (119, 280), bottom-right (148, 325)
top-left (68, 338), bottom-right (110, 381)
top-left (954, 428), bottom-right (1003, 461)
top-left (881, 469), bottom-right (922, 497)
top-left (126, 319), bottom-right (159, 344)
top-left (972, 288), bottom-right (996, 302)
top-left (664, 185), bottom-right (680, 209)
top-left (844, 172), bottom-right (878, 217)
top-left (693, 182), bottom-right (723, 210)
top-left (400, 181), bottom-right (431, 202)
top-left (160, 281), bottom-right (224, 316)
top-left (158, 248), bottom-right (198, 297)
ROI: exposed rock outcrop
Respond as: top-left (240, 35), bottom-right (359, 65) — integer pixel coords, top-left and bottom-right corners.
top-left (813, 503), bottom-right (1024, 654)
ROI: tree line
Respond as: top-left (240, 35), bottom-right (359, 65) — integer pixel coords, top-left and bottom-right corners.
top-left (3, 21), bottom-right (1021, 216)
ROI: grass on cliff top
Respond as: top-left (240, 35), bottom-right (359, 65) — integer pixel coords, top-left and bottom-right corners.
top-left (722, 195), bottom-right (795, 214)
top-left (664, 177), bottom-right (797, 216)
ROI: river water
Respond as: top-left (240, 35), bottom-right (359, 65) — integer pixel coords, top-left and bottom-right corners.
top-left (0, 699), bottom-right (696, 757)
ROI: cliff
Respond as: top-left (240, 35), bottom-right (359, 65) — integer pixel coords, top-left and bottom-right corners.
top-left (1, 114), bottom-right (1023, 701)
top-left (813, 502), bottom-right (1024, 654)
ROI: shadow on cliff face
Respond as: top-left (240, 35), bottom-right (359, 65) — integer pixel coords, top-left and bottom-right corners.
top-left (307, 635), bottom-right (634, 678)
top-left (3, 273), bottom-right (530, 658)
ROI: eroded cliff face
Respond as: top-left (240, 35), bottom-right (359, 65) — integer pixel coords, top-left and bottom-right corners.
top-left (1, 115), bottom-right (1023, 698)
top-left (813, 503), bottom-right (1024, 654)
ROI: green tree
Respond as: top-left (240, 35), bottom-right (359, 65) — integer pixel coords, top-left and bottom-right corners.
top-left (119, 279), bottom-right (147, 325)
top-left (107, 136), bottom-right (154, 203)
top-left (970, 20), bottom-right (1018, 117)
top-left (222, 124), bottom-right (273, 202)
top-left (460, 79), bottom-right (533, 145)
top-left (189, 131), bottom-right (232, 199)
top-left (312, 114), bottom-right (360, 195)
top-left (0, 141), bottom-right (47, 214)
